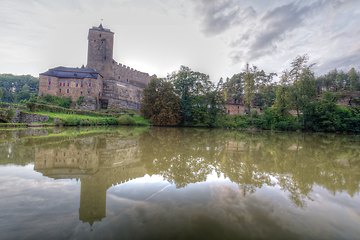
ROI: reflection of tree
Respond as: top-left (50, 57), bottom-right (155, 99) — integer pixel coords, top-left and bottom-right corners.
top-left (2, 126), bottom-right (360, 210)
top-left (139, 128), bottom-right (360, 208)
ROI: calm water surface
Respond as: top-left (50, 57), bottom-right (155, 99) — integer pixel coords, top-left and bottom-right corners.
top-left (1, 126), bottom-right (360, 240)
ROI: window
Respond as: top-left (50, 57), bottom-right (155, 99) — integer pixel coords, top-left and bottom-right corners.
top-left (238, 106), bottom-right (239, 109)
top-left (88, 91), bottom-right (90, 94)
top-left (81, 80), bottom-right (83, 88)
top-left (99, 34), bottom-right (101, 37)
top-left (59, 89), bottom-right (61, 93)
top-left (67, 79), bottom-right (69, 87)
top-left (228, 110), bottom-right (230, 114)
top-left (48, 86), bottom-right (50, 90)
top-left (67, 89), bottom-right (69, 93)
top-left (59, 80), bottom-right (62, 86)
top-left (48, 77), bottom-right (51, 85)
top-left (88, 79), bottom-right (91, 87)
top-left (76, 80), bottom-right (78, 87)
top-left (127, 79), bottom-right (128, 83)
top-left (81, 91), bottom-right (83, 95)
top-left (118, 76), bottom-right (120, 80)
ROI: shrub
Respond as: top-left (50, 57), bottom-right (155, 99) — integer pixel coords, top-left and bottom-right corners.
top-left (118, 115), bottom-right (136, 125)
top-left (76, 96), bottom-right (84, 105)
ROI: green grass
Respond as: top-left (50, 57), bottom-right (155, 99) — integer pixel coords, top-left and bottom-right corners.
top-left (0, 123), bottom-right (27, 128)
top-left (133, 116), bottom-right (151, 126)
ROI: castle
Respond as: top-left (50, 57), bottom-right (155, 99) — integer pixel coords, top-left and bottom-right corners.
top-left (39, 24), bottom-right (156, 110)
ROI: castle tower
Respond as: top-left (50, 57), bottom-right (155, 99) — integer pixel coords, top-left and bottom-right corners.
top-left (87, 24), bottom-right (115, 80)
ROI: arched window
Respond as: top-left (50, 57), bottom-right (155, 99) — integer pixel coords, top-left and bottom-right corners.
top-left (88, 79), bottom-right (91, 87)
top-left (80, 80), bottom-right (83, 87)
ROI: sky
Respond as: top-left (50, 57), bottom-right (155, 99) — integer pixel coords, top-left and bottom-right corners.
top-left (1, 0), bottom-right (360, 82)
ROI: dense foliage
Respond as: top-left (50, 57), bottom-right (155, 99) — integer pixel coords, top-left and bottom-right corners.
top-left (140, 56), bottom-right (360, 132)
top-left (140, 78), bottom-right (182, 125)
top-left (0, 74), bottom-right (39, 103)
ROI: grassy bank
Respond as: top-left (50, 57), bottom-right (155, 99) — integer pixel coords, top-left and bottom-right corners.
top-left (28, 110), bottom-right (151, 126)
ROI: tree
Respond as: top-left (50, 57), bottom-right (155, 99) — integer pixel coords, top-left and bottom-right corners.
top-left (0, 87), bottom-right (2, 102)
top-left (348, 67), bottom-right (360, 91)
top-left (243, 63), bottom-right (257, 125)
top-left (281, 55), bottom-right (316, 122)
top-left (170, 66), bottom-right (212, 126)
top-left (225, 73), bottom-right (243, 102)
top-left (140, 78), bottom-right (182, 126)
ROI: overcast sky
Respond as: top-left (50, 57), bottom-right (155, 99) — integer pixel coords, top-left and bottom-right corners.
top-left (1, 0), bottom-right (360, 82)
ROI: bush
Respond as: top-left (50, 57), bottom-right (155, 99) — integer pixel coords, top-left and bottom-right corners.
top-left (118, 115), bottom-right (136, 125)
top-left (58, 97), bottom-right (72, 109)
top-left (76, 96), bottom-right (84, 105)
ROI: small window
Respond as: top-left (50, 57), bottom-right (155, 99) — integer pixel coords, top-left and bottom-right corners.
top-left (76, 80), bottom-right (78, 87)
top-left (88, 91), bottom-right (90, 94)
top-left (228, 110), bottom-right (230, 114)
top-left (59, 89), bottom-right (61, 93)
top-left (127, 79), bottom-right (128, 83)
top-left (81, 80), bottom-right (83, 88)
top-left (67, 79), bottom-right (69, 87)
top-left (238, 106), bottom-right (239, 109)
top-left (94, 40), bottom-right (96, 43)
top-left (48, 86), bottom-right (50, 90)
top-left (81, 91), bottom-right (83, 95)
top-left (99, 34), bottom-right (101, 37)
top-left (118, 76), bottom-right (120, 80)
top-left (134, 82), bottom-right (136, 86)
top-left (89, 79), bottom-right (91, 87)
top-left (67, 89), bottom-right (69, 93)
top-left (48, 77), bottom-right (51, 85)
top-left (59, 80), bottom-right (62, 86)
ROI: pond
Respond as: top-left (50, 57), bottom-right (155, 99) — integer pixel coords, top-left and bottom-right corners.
top-left (1, 126), bottom-right (360, 240)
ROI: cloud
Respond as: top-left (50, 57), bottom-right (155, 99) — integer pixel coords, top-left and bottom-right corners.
top-left (193, 0), bottom-right (256, 37)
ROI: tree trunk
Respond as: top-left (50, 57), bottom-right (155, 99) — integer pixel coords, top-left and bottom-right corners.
top-left (296, 108), bottom-right (300, 120)
top-left (248, 105), bottom-right (254, 125)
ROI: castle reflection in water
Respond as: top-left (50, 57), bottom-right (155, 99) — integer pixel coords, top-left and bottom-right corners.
top-left (33, 132), bottom-right (146, 226)
top-left (1, 127), bottom-right (360, 226)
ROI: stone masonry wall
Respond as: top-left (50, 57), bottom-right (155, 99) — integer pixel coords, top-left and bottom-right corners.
top-left (108, 98), bottom-right (141, 110)
top-left (19, 113), bottom-right (49, 124)
top-left (103, 79), bottom-right (144, 105)
top-left (39, 75), bottom-right (103, 101)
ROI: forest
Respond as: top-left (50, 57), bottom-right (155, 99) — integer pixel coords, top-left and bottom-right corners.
top-left (0, 74), bottom-right (39, 103)
top-left (140, 55), bottom-right (360, 132)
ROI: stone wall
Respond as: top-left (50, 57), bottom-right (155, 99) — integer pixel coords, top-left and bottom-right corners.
top-left (75, 96), bottom-right (98, 111)
top-left (108, 98), bottom-right (141, 110)
top-left (19, 113), bottom-right (49, 124)
top-left (39, 75), bottom-right (103, 101)
top-left (103, 79), bottom-right (144, 105)
top-left (112, 60), bottom-right (156, 88)
top-left (87, 26), bottom-right (114, 80)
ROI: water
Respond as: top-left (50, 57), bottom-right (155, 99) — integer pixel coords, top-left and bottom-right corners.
top-left (1, 126), bottom-right (360, 240)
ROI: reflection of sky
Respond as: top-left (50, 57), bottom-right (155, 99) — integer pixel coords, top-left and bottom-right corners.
top-left (1, 165), bottom-right (360, 240)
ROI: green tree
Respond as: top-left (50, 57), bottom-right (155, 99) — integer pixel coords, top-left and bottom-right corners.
top-left (243, 63), bottom-right (257, 125)
top-left (140, 78), bottom-right (182, 125)
top-left (225, 73), bottom-right (243, 102)
top-left (282, 55), bottom-right (316, 122)
top-left (348, 67), bottom-right (360, 91)
top-left (170, 66), bottom-right (212, 126)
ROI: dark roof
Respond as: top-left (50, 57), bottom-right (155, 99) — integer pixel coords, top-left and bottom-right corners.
top-left (91, 25), bottom-right (113, 33)
top-left (40, 66), bottom-right (102, 79)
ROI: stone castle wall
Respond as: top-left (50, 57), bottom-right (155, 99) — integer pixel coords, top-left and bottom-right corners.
top-left (39, 75), bottom-right (103, 101)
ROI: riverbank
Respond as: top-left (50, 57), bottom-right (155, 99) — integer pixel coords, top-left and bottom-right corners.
top-left (0, 102), bottom-right (150, 127)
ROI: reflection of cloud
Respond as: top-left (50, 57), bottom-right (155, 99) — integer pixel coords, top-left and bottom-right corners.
top-left (95, 182), bottom-right (360, 239)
